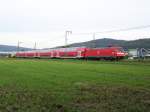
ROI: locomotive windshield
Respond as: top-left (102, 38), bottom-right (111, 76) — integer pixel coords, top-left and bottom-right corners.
top-left (118, 48), bottom-right (125, 52)
top-left (114, 48), bottom-right (125, 52)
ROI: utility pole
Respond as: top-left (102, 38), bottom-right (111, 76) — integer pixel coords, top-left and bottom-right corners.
top-left (33, 42), bottom-right (37, 57)
top-left (17, 41), bottom-right (19, 52)
top-left (93, 33), bottom-right (96, 48)
top-left (34, 42), bottom-right (37, 50)
top-left (65, 31), bottom-right (72, 47)
top-left (17, 41), bottom-right (23, 53)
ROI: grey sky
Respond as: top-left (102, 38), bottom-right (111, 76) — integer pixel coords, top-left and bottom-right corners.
top-left (0, 0), bottom-right (150, 48)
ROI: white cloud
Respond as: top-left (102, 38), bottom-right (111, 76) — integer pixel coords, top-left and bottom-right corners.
top-left (0, 0), bottom-right (150, 48)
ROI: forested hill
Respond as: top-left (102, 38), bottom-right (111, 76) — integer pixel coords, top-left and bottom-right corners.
top-left (67, 38), bottom-right (150, 49)
top-left (0, 45), bottom-right (32, 52)
top-left (1, 38), bottom-right (150, 51)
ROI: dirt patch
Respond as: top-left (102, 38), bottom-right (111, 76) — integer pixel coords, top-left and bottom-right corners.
top-left (72, 85), bottom-right (150, 112)
top-left (0, 86), bottom-right (67, 112)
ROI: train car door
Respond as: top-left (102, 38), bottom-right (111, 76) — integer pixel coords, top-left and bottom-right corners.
top-left (77, 51), bottom-right (82, 58)
top-left (56, 51), bottom-right (60, 58)
top-left (51, 51), bottom-right (54, 58)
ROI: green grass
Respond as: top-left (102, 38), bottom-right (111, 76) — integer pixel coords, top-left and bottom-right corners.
top-left (0, 58), bottom-right (150, 112)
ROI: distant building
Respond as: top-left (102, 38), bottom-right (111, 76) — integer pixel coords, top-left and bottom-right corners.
top-left (128, 48), bottom-right (150, 59)
top-left (129, 49), bottom-right (138, 58)
top-left (0, 52), bottom-right (15, 57)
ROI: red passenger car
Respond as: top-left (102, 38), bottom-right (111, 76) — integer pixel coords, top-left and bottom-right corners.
top-left (15, 47), bottom-right (127, 60)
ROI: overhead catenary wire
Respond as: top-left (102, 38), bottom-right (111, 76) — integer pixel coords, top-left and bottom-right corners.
top-left (67, 25), bottom-right (150, 48)
top-left (72, 25), bottom-right (150, 35)
top-left (16, 25), bottom-right (150, 49)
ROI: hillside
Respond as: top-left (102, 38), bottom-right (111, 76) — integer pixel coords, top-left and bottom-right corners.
top-left (0, 45), bottom-right (32, 52)
top-left (1, 38), bottom-right (150, 51)
top-left (67, 38), bottom-right (150, 49)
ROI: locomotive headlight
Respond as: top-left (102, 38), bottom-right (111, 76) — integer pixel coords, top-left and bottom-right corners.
top-left (117, 52), bottom-right (125, 55)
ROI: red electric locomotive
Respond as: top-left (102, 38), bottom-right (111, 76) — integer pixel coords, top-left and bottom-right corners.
top-left (15, 46), bottom-right (127, 60)
top-left (84, 47), bottom-right (126, 60)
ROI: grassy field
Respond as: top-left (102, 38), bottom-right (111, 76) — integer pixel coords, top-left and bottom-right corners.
top-left (0, 58), bottom-right (150, 112)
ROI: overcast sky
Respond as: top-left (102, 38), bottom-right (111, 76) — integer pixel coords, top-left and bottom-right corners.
top-left (0, 0), bottom-right (150, 48)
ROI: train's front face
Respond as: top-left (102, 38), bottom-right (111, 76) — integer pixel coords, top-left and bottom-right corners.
top-left (114, 47), bottom-right (128, 57)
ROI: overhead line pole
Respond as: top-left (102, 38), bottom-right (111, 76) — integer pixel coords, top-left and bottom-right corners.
top-left (34, 42), bottom-right (37, 50)
top-left (65, 31), bottom-right (72, 57)
top-left (93, 33), bottom-right (96, 48)
top-left (17, 41), bottom-right (23, 53)
top-left (65, 31), bottom-right (72, 47)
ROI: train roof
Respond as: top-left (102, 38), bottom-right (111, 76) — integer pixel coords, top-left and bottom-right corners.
top-left (16, 46), bottom-right (124, 53)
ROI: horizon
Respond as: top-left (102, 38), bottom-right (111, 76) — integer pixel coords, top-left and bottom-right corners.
top-left (1, 37), bottom-right (150, 49)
